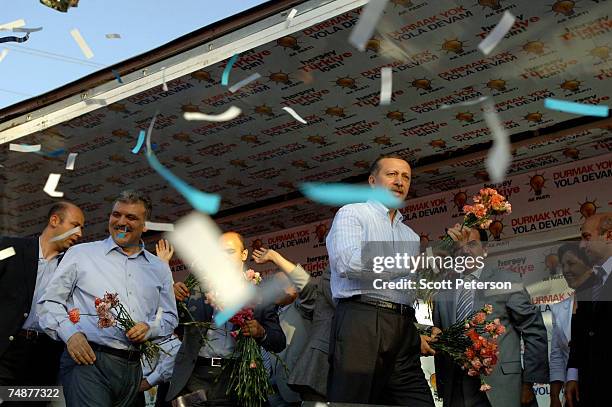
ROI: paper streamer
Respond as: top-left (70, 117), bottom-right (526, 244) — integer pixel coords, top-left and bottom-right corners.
top-left (0, 49), bottom-right (7, 63)
top-left (0, 34), bottom-right (29, 43)
top-left (282, 106), bottom-right (308, 124)
top-left (183, 106), bottom-right (241, 122)
top-left (168, 213), bottom-right (254, 326)
top-left (478, 11), bottom-right (516, 56)
top-left (0, 247), bottom-right (16, 261)
top-left (483, 101), bottom-right (511, 183)
top-left (70, 28), bottom-right (94, 59)
top-left (145, 221), bottom-right (174, 232)
top-left (112, 69), bottom-right (123, 84)
top-left (9, 143), bottom-right (41, 152)
top-left (35, 148), bottom-right (65, 158)
top-left (544, 98), bottom-right (609, 117)
top-left (13, 27), bottom-right (43, 33)
top-left (65, 153), bottom-right (77, 170)
top-left (49, 226), bottom-right (81, 242)
top-left (0, 19), bottom-right (25, 31)
top-left (379, 67), bottom-right (392, 106)
top-left (105, 33), bottom-right (121, 39)
top-left (349, 0), bottom-right (389, 51)
top-left (228, 73), bottom-right (261, 93)
top-left (300, 183), bottom-right (403, 208)
top-left (131, 130), bottom-right (145, 154)
top-left (161, 67), bottom-right (168, 91)
top-left (43, 173), bottom-right (64, 198)
top-left (145, 114), bottom-right (221, 214)
top-left (84, 98), bottom-right (107, 106)
top-left (440, 96), bottom-right (489, 110)
top-left (286, 8), bottom-right (298, 27)
top-left (221, 54), bottom-right (239, 86)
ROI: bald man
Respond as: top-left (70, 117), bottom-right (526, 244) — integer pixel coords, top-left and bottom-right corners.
top-left (0, 202), bottom-right (84, 393)
top-left (565, 212), bottom-right (612, 407)
top-left (166, 232), bottom-right (286, 404)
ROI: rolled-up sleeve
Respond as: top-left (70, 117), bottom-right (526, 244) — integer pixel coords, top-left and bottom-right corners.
top-left (549, 310), bottom-right (569, 382)
top-left (145, 265), bottom-right (178, 340)
top-left (326, 206), bottom-right (364, 280)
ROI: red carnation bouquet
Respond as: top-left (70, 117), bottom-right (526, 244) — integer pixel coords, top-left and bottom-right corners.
top-left (426, 304), bottom-right (505, 391)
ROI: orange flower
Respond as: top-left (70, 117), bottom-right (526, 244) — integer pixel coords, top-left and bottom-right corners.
top-left (68, 308), bottom-right (80, 324)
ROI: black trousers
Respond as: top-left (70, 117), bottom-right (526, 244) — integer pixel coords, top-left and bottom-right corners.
top-left (0, 333), bottom-right (64, 406)
top-left (327, 300), bottom-right (434, 406)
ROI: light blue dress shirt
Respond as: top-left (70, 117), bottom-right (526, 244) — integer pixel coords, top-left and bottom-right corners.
top-left (38, 236), bottom-right (178, 350)
top-left (326, 200), bottom-right (420, 305)
top-left (22, 238), bottom-right (59, 332)
top-left (142, 335), bottom-right (181, 386)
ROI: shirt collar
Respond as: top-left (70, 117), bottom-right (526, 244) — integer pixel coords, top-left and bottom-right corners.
top-left (599, 256), bottom-right (612, 278)
top-left (367, 200), bottom-right (403, 223)
top-left (38, 236), bottom-right (59, 261)
top-left (470, 266), bottom-right (484, 280)
top-left (103, 236), bottom-right (151, 262)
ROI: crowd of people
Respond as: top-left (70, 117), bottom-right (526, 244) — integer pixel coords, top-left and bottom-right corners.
top-left (0, 155), bottom-right (610, 407)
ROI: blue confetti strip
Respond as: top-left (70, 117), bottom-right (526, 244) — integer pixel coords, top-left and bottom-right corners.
top-left (35, 148), bottom-right (65, 157)
top-left (544, 98), bottom-right (609, 117)
top-left (300, 183), bottom-right (403, 208)
top-left (112, 69), bottom-right (123, 84)
top-left (221, 54), bottom-right (239, 86)
top-left (131, 130), bottom-right (145, 154)
top-left (117, 232), bottom-right (126, 239)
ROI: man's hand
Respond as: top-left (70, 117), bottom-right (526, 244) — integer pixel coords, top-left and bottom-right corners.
top-left (155, 239), bottom-right (174, 264)
top-left (446, 224), bottom-right (471, 245)
top-left (549, 381), bottom-right (563, 407)
top-left (139, 379), bottom-right (152, 392)
top-left (565, 381), bottom-right (579, 407)
top-left (66, 332), bottom-right (96, 365)
top-left (252, 248), bottom-right (276, 264)
top-left (126, 322), bottom-right (150, 343)
top-left (242, 320), bottom-right (265, 339)
top-left (173, 282), bottom-right (190, 302)
top-left (520, 383), bottom-right (535, 406)
top-left (549, 395), bottom-right (562, 407)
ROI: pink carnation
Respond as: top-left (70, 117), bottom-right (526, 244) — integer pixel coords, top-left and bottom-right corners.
top-left (480, 383), bottom-right (492, 392)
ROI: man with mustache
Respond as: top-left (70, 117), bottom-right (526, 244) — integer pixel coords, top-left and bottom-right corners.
top-left (38, 190), bottom-right (178, 407)
top-left (0, 202), bottom-right (84, 398)
top-left (326, 154), bottom-right (435, 406)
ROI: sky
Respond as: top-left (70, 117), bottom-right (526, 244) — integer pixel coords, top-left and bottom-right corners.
top-left (0, 0), bottom-right (269, 109)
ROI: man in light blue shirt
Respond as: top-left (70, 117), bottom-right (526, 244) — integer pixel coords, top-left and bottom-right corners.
top-left (326, 154), bottom-right (435, 406)
top-left (39, 190), bottom-right (178, 407)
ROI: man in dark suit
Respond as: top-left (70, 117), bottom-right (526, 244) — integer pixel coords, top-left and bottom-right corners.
top-left (566, 212), bottom-right (612, 407)
top-left (433, 225), bottom-right (548, 407)
top-left (166, 232), bottom-right (286, 404)
top-left (0, 202), bottom-right (85, 392)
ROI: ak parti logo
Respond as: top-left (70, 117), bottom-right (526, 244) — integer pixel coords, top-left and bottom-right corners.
top-left (552, 1), bottom-right (577, 16)
top-left (314, 223), bottom-right (328, 243)
top-left (488, 219), bottom-right (505, 240)
top-left (578, 198), bottom-right (599, 219)
top-left (276, 35), bottom-right (300, 50)
top-left (452, 191), bottom-right (468, 210)
top-left (528, 173), bottom-right (547, 196)
top-left (543, 251), bottom-right (560, 275)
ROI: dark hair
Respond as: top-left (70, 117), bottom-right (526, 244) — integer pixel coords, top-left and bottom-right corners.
top-left (113, 190), bottom-right (152, 220)
top-left (369, 154), bottom-right (409, 176)
top-left (47, 201), bottom-right (74, 223)
top-left (558, 243), bottom-right (591, 267)
top-left (477, 228), bottom-right (489, 243)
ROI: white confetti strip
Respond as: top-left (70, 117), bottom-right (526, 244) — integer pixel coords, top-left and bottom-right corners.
top-left (286, 8), bottom-right (298, 27)
top-left (229, 73), bottom-right (261, 93)
top-left (483, 101), bottom-right (510, 183)
top-left (50, 226), bottom-right (81, 242)
top-left (183, 106), bottom-right (242, 122)
top-left (0, 19), bottom-right (25, 31)
top-left (379, 67), bottom-right (392, 106)
top-left (84, 98), bottom-right (107, 106)
top-left (9, 143), bottom-right (41, 152)
top-left (0, 49), bottom-right (8, 63)
top-left (145, 221), bottom-right (175, 232)
top-left (65, 153), bottom-right (78, 170)
top-left (0, 247), bottom-right (16, 261)
top-left (43, 173), bottom-right (64, 198)
top-left (161, 67), bottom-right (168, 91)
top-left (105, 33), bottom-right (121, 39)
top-left (349, 0), bottom-right (389, 51)
top-left (282, 106), bottom-right (308, 124)
top-left (70, 28), bottom-right (94, 59)
top-left (440, 96), bottom-right (489, 110)
top-left (478, 11), bottom-right (516, 56)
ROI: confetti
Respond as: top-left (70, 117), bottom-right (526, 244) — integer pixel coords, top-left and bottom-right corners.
top-left (13, 27), bottom-right (43, 33)
top-left (440, 96), bottom-right (489, 110)
top-left (105, 33), bottom-right (121, 39)
top-left (0, 34), bottom-right (29, 43)
top-left (300, 183), bottom-right (403, 208)
top-left (36, 148), bottom-right (65, 158)
top-left (167, 213), bottom-right (254, 325)
top-left (9, 143), bottom-right (41, 152)
top-left (43, 173), bottom-right (64, 198)
top-left (379, 67), bottom-right (392, 106)
top-left (228, 73), bottom-right (261, 93)
top-left (282, 106), bottom-right (308, 124)
top-left (84, 98), bottom-right (107, 106)
top-left (65, 153), bottom-right (77, 170)
top-left (221, 54), bottom-right (239, 86)
top-left (112, 69), bottom-right (123, 84)
top-left (0, 19), bottom-right (25, 31)
top-left (145, 221), bottom-right (174, 232)
top-left (161, 67), bottom-right (168, 91)
top-left (70, 28), bottom-right (94, 59)
top-left (348, 0), bottom-right (389, 51)
top-left (286, 8), bottom-right (298, 27)
top-left (183, 106), bottom-right (242, 122)
top-left (131, 130), bottom-right (145, 154)
top-left (544, 98), bottom-right (609, 117)
top-left (0, 247), bottom-right (16, 261)
top-left (483, 100), bottom-right (511, 183)
top-left (145, 114), bottom-right (221, 214)
top-left (50, 226), bottom-right (81, 242)
top-left (477, 11), bottom-right (516, 56)
top-left (0, 49), bottom-right (7, 63)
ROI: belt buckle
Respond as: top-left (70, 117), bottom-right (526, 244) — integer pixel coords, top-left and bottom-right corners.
top-left (26, 330), bottom-right (39, 339)
top-left (211, 357), bottom-right (221, 367)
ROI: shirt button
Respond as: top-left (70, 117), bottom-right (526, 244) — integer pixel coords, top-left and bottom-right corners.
top-left (8, 336), bottom-right (14, 341)
top-left (23, 313), bottom-right (28, 318)
top-left (589, 331), bottom-right (595, 337)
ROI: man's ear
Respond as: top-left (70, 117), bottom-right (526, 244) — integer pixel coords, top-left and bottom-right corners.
top-left (241, 249), bottom-right (249, 262)
top-left (368, 174), bottom-right (375, 187)
top-left (49, 214), bottom-right (61, 228)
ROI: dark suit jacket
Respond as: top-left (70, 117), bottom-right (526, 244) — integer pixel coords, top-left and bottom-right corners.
top-left (166, 292), bottom-right (286, 401)
top-left (567, 263), bottom-right (612, 406)
top-left (0, 237), bottom-right (38, 359)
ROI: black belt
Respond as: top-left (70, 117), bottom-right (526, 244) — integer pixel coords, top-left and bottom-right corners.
top-left (343, 295), bottom-right (414, 316)
top-left (196, 356), bottom-right (233, 368)
top-left (18, 329), bottom-right (47, 341)
top-left (90, 342), bottom-right (141, 362)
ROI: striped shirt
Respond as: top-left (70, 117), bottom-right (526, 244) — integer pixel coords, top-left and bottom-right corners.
top-left (326, 200), bottom-right (420, 305)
